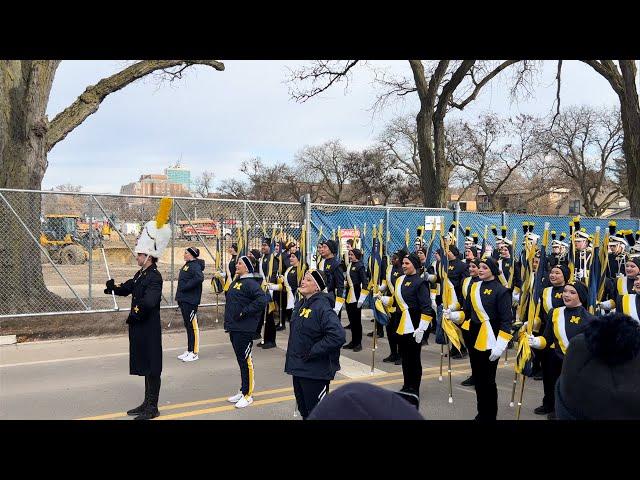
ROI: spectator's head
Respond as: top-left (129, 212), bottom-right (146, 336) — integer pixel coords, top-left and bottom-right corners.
top-left (556, 313), bottom-right (640, 420)
top-left (307, 383), bottom-right (424, 420)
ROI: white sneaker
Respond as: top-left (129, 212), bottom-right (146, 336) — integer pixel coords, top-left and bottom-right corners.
top-left (182, 352), bottom-right (199, 362)
top-left (235, 395), bottom-right (253, 408)
top-left (177, 351), bottom-right (190, 360)
top-left (227, 391), bottom-right (244, 403)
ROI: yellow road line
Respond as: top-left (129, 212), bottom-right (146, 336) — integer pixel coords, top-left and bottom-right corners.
top-left (78, 364), bottom-right (465, 420)
top-left (158, 368), bottom-right (472, 420)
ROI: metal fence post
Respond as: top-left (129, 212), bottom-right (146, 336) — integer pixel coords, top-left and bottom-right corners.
top-left (88, 196), bottom-right (93, 309)
top-left (170, 205), bottom-right (175, 306)
top-left (304, 193), bottom-right (312, 266)
top-left (385, 206), bottom-right (391, 252)
top-left (502, 210), bottom-right (507, 227)
top-left (454, 203), bottom-right (461, 249)
top-left (243, 201), bottom-right (248, 252)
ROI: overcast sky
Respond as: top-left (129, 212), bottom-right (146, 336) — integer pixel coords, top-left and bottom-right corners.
top-left (44, 60), bottom-right (621, 193)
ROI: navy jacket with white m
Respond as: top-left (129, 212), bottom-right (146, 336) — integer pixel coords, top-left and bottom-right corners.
top-left (285, 292), bottom-right (346, 381)
top-left (175, 259), bottom-right (205, 305)
top-left (223, 274), bottom-right (270, 333)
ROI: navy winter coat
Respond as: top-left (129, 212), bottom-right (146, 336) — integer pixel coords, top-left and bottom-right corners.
top-left (285, 292), bottom-right (346, 381)
top-left (176, 259), bottom-right (205, 305)
top-left (224, 275), bottom-right (270, 333)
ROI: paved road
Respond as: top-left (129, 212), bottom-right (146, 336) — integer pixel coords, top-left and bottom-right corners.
top-left (0, 320), bottom-right (545, 420)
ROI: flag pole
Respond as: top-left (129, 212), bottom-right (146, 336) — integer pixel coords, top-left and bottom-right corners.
top-left (446, 341), bottom-right (453, 404)
top-left (516, 374), bottom-right (527, 420)
top-left (509, 372), bottom-right (518, 408)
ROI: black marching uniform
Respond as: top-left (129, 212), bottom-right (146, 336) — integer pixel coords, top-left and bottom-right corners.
top-left (381, 257), bottom-right (403, 361)
top-left (535, 284), bottom-right (565, 411)
top-left (344, 259), bottom-right (368, 347)
top-left (277, 265), bottom-right (300, 330)
top-left (387, 273), bottom-right (435, 398)
top-left (224, 254), bottom-right (237, 292)
top-left (224, 274), bottom-right (270, 398)
top-left (108, 263), bottom-right (163, 418)
top-left (323, 255), bottom-right (345, 313)
top-left (176, 258), bottom-right (205, 355)
top-left (257, 250), bottom-right (282, 344)
top-left (285, 292), bottom-right (346, 419)
top-left (532, 304), bottom-right (596, 413)
top-left (461, 278), bottom-right (513, 420)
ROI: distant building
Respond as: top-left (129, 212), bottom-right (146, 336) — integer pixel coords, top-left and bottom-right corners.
top-left (165, 166), bottom-right (191, 191)
top-left (120, 173), bottom-right (190, 197)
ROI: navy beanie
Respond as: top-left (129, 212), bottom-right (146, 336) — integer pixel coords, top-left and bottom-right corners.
top-left (323, 239), bottom-right (338, 255)
top-left (406, 252), bottom-right (421, 271)
top-left (480, 257), bottom-right (500, 277)
top-left (307, 383), bottom-right (424, 420)
top-left (239, 256), bottom-right (254, 274)
top-left (552, 264), bottom-right (570, 283)
top-left (566, 281), bottom-right (589, 308)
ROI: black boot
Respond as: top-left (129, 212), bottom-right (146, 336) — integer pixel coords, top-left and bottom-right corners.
top-left (135, 375), bottom-right (160, 420)
top-left (127, 377), bottom-right (150, 416)
top-left (383, 353), bottom-right (399, 363)
top-left (460, 376), bottom-right (474, 387)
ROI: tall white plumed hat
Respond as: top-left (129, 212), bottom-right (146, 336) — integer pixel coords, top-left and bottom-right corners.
top-left (135, 197), bottom-right (173, 258)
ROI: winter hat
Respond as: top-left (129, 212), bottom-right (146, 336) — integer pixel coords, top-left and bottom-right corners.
top-left (552, 264), bottom-right (570, 283)
top-left (585, 313), bottom-right (640, 365)
top-left (186, 246), bottom-right (200, 258)
top-left (307, 383), bottom-right (424, 420)
top-left (566, 281), bottom-right (589, 308)
top-left (322, 239), bottom-right (338, 255)
top-left (351, 248), bottom-right (363, 260)
top-left (239, 256), bottom-right (254, 274)
top-left (480, 257), bottom-right (500, 277)
top-left (308, 269), bottom-right (327, 292)
top-left (406, 252), bottom-right (422, 271)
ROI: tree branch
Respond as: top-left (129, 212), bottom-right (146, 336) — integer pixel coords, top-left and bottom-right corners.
top-left (550, 60), bottom-right (562, 128)
top-left (449, 60), bottom-right (520, 110)
top-left (287, 60), bottom-right (360, 103)
top-left (46, 60), bottom-right (225, 151)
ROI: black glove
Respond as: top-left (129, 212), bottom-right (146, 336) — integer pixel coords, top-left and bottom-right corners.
top-left (104, 279), bottom-right (115, 294)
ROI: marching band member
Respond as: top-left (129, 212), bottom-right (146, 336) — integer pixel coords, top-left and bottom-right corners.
top-left (343, 248), bottom-right (368, 352)
top-left (527, 281), bottom-right (596, 419)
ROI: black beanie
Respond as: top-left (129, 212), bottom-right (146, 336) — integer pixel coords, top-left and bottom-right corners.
top-left (448, 245), bottom-right (460, 258)
top-left (480, 257), bottom-right (500, 277)
top-left (230, 243), bottom-right (238, 253)
top-left (467, 246), bottom-right (478, 259)
top-left (250, 248), bottom-right (261, 260)
top-left (407, 252), bottom-right (421, 271)
top-left (351, 248), bottom-right (363, 260)
top-left (552, 264), bottom-right (570, 283)
top-left (394, 248), bottom-right (408, 259)
top-left (323, 239), bottom-right (338, 255)
top-left (631, 257), bottom-right (640, 270)
top-left (566, 281), bottom-right (589, 308)
top-left (307, 383), bottom-right (424, 420)
top-left (239, 256), bottom-right (254, 274)
top-left (186, 247), bottom-right (200, 258)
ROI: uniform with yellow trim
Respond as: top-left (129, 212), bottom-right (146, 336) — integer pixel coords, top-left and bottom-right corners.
top-left (380, 253), bottom-right (435, 400)
top-left (459, 257), bottom-right (513, 420)
top-left (344, 249), bottom-right (369, 350)
top-left (618, 292), bottom-right (640, 323)
top-left (529, 300), bottom-right (596, 414)
top-left (257, 237), bottom-right (281, 347)
top-left (285, 277), bottom-right (346, 419)
top-left (176, 249), bottom-right (205, 360)
top-left (379, 249), bottom-right (406, 364)
top-left (224, 261), bottom-right (270, 405)
top-left (270, 261), bottom-right (300, 331)
top-left (320, 239), bottom-right (346, 315)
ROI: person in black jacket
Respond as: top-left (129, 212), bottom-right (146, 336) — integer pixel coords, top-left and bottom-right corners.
top-left (105, 253), bottom-right (164, 420)
top-left (176, 247), bottom-right (205, 362)
top-left (377, 252), bottom-right (435, 407)
top-left (285, 269), bottom-right (346, 419)
top-left (454, 257), bottom-right (513, 421)
top-left (343, 248), bottom-right (368, 351)
top-left (527, 280), bottom-right (596, 419)
top-left (555, 312), bottom-right (640, 420)
top-left (319, 239), bottom-right (345, 316)
top-left (224, 256), bottom-right (270, 409)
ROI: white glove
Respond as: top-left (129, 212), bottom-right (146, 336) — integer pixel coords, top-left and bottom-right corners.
top-left (333, 299), bottom-right (344, 315)
top-left (488, 334), bottom-right (509, 361)
top-left (576, 270), bottom-right (584, 280)
top-left (527, 334), bottom-right (542, 349)
top-left (357, 290), bottom-right (369, 308)
top-left (217, 270), bottom-right (227, 279)
top-left (267, 283), bottom-right (278, 291)
top-left (379, 295), bottom-right (391, 307)
top-left (430, 293), bottom-right (438, 312)
top-left (512, 292), bottom-right (520, 304)
top-left (413, 328), bottom-right (425, 344)
top-left (443, 308), bottom-right (452, 317)
top-left (598, 301), bottom-right (613, 311)
top-left (447, 311), bottom-right (464, 325)
top-left (427, 274), bottom-right (437, 283)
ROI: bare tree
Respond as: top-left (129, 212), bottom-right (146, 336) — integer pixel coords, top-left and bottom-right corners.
top-left (378, 115), bottom-right (421, 183)
top-left (192, 170), bottom-right (215, 198)
top-left (217, 178), bottom-right (252, 199)
top-left (579, 61), bottom-right (639, 215)
top-left (539, 106), bottom-right (625, 217)
top-left (344, 147), bottom-right (401, 205)
top-left (287, 60), bottom-right (536, 208)
top-left (294, 140), bottom-right (352, 204)
top-left (0, 60), bottom-right (225, 313)
top-left (447, 114), bottom-right (544, 211)
top-left (281, 164), bottom-right (323, 203)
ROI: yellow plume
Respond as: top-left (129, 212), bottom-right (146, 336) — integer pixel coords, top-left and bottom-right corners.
top-left (155, 197), bottom-right (173, 228)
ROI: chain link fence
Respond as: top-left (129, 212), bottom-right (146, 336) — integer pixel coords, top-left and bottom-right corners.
top-left (2, 188), bottom-right (639, 319)
top-left (0, 189), bottom-right (302, 318)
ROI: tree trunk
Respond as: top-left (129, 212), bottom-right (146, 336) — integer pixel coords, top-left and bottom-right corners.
top-left (416, 108), bottom-right (438, 207)
top-left (0, 61), bottom-right (81, 314)
top-left (619, 87), bottom-right (640, 217)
